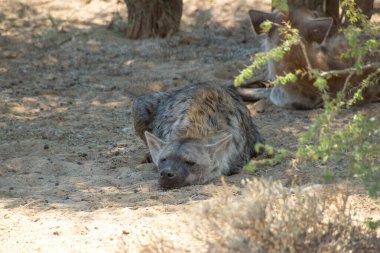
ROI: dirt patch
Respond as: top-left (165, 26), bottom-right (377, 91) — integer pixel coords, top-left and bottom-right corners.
top-left (0, 0), bottom-right (379, 252)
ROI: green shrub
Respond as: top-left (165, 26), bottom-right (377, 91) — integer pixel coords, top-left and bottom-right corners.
top-left (236, 0), bottom-right (380, 197)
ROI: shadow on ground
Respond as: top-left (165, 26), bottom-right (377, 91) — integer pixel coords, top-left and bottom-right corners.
top-left (1, 0), bottom-right (377, 213)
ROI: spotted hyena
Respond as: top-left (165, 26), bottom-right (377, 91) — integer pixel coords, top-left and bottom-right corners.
top-left (241, 6), bottom-right (379, 109)
top-left (133, 83), bottom-right (263, 189)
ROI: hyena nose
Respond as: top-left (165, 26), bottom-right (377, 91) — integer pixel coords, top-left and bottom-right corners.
top-left (160, 170), bottom-right (176, 179)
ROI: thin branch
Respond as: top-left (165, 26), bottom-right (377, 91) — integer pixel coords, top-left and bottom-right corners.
top-left (283, 21), bottom-right (313, 79)
top-left (299, 40), bottom-right (313, 79)
top-left (320, 18), bottom-right (334, 47)
top-left (342, 71), bottom-right (355, 94)
top-left (342, 55), bottom-right (362, 94)
top-left (56, 36), bottom-right (73, 47)
top-left (320, 62), bottom-right (380, 78)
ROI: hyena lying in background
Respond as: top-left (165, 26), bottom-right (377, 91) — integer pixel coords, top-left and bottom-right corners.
top-left (133, 83), bottom-right (263, 189)
top-left (241, 7), bottom-right (380, 109)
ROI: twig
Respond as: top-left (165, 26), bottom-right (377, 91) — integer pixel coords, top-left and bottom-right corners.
top-left (56, 36), bottom-right (73, 47)
top-left (299, 40), bottom-right (313, 79)
top-left (320, 62), bottom-right (380, 78)
top-left (320, 18), bottom-right (334, 47)
top-left (342, 54), bottom-right (362, 94)
top-left (342, 71), bottom-right (355, 94)
top-left (21, 199), bottom-right (44, 208)
top-left (285, 21), bottom-right (313, 79)
top-left (48, 15), bottom-right (60, 33)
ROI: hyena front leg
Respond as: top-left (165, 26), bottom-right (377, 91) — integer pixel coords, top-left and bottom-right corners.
top-left (132, 92), bottom-right (168, 144)
top-left (236, 87), bottom-right (272, 102)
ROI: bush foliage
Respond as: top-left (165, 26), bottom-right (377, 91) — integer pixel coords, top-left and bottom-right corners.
top-left (236, 0), bottom-right (380, 197)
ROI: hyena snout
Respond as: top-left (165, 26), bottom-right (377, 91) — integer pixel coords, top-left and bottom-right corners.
top-left (159, 167), bottom-right (187, 189)
top-left (160, 168), bottom-right (176, 180)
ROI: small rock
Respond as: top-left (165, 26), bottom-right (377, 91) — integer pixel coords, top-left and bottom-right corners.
top-left (87, 39), bottom-right (101, 47)
top-left (44, 73), bottom-right (56, 81)
top-left (122, 127), bottom-right (132, 134)
top-left (3, 51), bottom-right (17, 59)
top-left (253, 99), bottom-right (269, 113)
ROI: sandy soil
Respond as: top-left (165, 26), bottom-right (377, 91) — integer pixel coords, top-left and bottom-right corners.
top-left (0, 0), bottom-right (379, 252)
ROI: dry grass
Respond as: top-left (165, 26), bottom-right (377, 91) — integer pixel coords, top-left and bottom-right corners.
top-left (142, 179), bottom-right (379, 253)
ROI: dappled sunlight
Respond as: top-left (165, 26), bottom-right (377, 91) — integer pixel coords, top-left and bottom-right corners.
top-left (9, 103), bottom-right (40, 114)
top-left (0, 0), bottom-right (124, 38)
top-left (91, 99), bottom-right (129, 109)
top-left (4, 94), bottom-right (69, 120)
top-left (103, 101), bottom-right (127, 109)
top-left (182, 0), bottom-right (271, 30)
top-left (124, 60), bottom-right (134, 66)
top-left (41, 55), bottom-right (60, 66)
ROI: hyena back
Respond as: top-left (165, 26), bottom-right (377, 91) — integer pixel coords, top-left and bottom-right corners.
top-left (133, 83), bottom-right (263, 189)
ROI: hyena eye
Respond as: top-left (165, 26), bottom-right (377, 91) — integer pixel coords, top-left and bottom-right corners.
top-left (160, 158), bottom-right (167, 163)
top-left (185, 160), bottom-right (196, 166)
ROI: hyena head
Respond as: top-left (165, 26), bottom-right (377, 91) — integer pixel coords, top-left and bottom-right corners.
top-left (144, 131), bottom-right (232, 189)
top-left (248, 7), bottom-right (334, 47)
top-left (248, 7), bottom-right (334, 81)
top-left (248, 7), bottom-right (337, 109)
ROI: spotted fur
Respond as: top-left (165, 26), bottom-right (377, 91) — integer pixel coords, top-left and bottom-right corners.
top-left (133, 83), bottom-right (263, 188)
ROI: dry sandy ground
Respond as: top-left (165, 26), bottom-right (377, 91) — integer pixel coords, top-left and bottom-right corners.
top-left (0, 0), bottom-right (379, 252)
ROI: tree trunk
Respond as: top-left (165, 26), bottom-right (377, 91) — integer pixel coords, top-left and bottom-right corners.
top-left (124, 0), bottom-right (183, 39)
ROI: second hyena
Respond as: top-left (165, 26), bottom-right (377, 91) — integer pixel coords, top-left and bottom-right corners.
top-left (133, 83), bottom-right (263, 189)
top-left (242, 6), bottom-right (380, 109)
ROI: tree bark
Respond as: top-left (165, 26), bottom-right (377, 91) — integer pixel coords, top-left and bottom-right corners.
top-left (124, 0), bottom-right (183, 39)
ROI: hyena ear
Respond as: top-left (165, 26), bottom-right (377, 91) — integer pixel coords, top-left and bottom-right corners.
top-left (248, 10), bottom-right (286, 35)
top-left (206, 134), bottom-right (233, 160)
top-left (144, 131), bottom-right (167, 166)
top-left (303, 18), bottom-right (334, 44)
